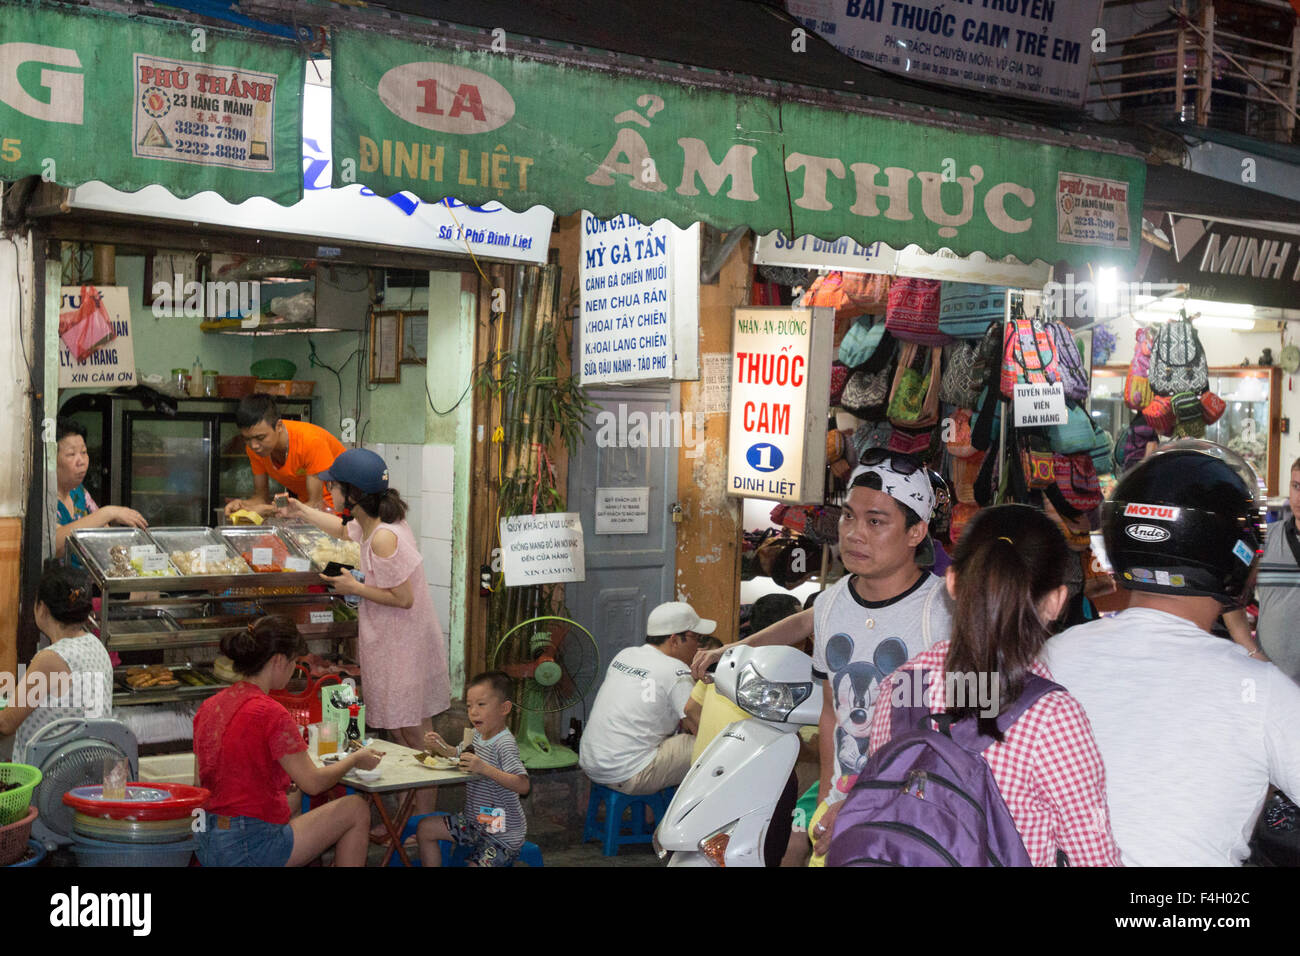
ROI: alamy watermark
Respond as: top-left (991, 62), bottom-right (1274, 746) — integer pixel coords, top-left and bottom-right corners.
top-left (1042, 274), bottom-right (1181, 321)
top-left (151, 275), bottom-right (262, 327)
top-left (0, 666), bottom-right (107, 715)
top-left (594, 403), bottom-right (705, 459)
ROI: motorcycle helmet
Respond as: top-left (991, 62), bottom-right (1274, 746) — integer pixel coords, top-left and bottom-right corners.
top-left (1102, 439), bottom-right (1264, 603)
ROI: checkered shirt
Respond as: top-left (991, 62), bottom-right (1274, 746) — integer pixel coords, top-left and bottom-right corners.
top-left (866, 642), bottom-right (1122, 867)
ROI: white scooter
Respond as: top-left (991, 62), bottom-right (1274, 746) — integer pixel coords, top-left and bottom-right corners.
top-left (653, 643), bottom-right (822, 867)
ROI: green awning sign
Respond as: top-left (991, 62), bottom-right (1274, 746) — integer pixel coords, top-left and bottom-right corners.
top-left (331, 32), bottom-right (1144, 267)
top-left (0, 4), bottom-right (303, 204)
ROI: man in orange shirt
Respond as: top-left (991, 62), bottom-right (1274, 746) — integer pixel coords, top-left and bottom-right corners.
top-left (223, 395), bottom-right (346, 517)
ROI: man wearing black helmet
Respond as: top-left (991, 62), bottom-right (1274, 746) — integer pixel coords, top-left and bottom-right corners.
top-left (1042, 440), bottom-right (1300, 866)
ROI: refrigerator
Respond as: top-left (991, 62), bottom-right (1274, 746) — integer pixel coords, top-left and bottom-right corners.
top-left (58, 394), bottom-right (315, 528)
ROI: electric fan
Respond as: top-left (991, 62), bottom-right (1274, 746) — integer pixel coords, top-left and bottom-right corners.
top-left (23, 717), bottom-right (138, 848)
top-left (490, 616), bottom-right (600, 770)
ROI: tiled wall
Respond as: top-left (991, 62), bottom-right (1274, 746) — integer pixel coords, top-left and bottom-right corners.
top-left (366, 441), bottom-right (455, 632)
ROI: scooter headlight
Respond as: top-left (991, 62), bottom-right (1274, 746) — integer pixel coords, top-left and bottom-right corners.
top-left (735, 663), bottom-right (812, 721)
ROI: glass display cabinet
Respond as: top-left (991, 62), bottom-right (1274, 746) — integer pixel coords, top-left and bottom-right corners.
top-left (1090, 366), bottom-right (1281, 495)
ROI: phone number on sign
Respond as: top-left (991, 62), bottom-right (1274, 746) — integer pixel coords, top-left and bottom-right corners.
top-left (175, 140), bottom-right (248, 160)
top-left (174, 121), bottom-right (248, 142)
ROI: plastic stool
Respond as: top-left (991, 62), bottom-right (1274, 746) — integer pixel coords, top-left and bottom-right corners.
top-left (387, 813), bottom-right (543, 867)
top-left (583, 783), bottom-right (675, 856)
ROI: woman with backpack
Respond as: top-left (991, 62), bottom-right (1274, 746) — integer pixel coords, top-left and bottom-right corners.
top-left (845, 504), bottom-right (1122, 866)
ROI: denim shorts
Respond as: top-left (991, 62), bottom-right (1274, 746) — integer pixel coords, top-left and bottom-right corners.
top-left (196, 815), bottom-right (295, 867)
top-left (444, 812), bottom-right (521, 868)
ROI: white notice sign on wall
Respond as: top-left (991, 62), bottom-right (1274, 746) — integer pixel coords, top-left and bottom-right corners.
top-left (500, 513), bottom-right (586, 586)
top-left (595, 488), bottom-right (650, 535)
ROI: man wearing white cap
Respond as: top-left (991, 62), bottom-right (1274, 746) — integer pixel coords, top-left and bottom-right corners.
top-left (578, 601), bottom-right (715, 795)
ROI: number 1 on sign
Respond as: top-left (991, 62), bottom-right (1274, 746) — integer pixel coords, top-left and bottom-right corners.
top-left (754, 445), bottom-right (772, 470)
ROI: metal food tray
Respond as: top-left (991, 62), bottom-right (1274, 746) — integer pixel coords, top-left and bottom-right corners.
top-left (114, 662), bottom-right (226, 696)
top-left (149, 527), bottom-right (252, 575)
top-left (69, 528), bottom-right (180, 579)
top-left (216, 526), bottom-right (309, 572)
top-left (280, 524), bottom-right (361, 571)
top-left (99, 607), bottom-right (181, 636)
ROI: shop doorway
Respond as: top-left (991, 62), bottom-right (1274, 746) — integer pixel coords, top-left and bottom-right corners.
top-left (564, 385), bottom-right (679, 702)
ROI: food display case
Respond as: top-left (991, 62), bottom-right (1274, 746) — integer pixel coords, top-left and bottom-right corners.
top-left (68, 526), bottom-right (358, 708)
top-left (1090, 365), bottom-right (1282, 495)
top-left (279, 522), bottom-right (362, 570)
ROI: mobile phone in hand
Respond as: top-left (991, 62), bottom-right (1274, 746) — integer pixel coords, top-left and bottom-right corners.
top-left (323, 561), bottom-right (356, 577)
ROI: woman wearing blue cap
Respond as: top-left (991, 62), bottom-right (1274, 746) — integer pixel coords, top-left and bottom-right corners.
top-left (282, 448), bottom-right (450, 811)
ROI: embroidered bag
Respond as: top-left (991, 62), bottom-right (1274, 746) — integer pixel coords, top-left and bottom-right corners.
top-left (1123, 327), bottom-right (1155, 411)
top-left (852, 421), bottom-right (895, 459)
top-left (1049, 403), bottom-right (1096, 455)
top-left (1052, 453), bottom-right (1103, 514)
top-left (888, 425), bottom-right (933, 457)
top-left (830, 361), bottom-right (851, 407)
top-left (940, 341), bottom-right (984, 410)
top-left (888, 343), bottom-right (941, 428)
top-left (1201, 391), bottom-right (1226, 424)
top-left (938, 284), bottom-right (1008, 339)
top-left (1148, 316), bottom-right (1209, 396)
top-left (886, 277), bottom-right (952, 346)
top-left (946, 408), bottom-right (977, 459)
top-left (1142, 394), bottom-right (1175, 436)
top-left (1000, 313), bottom-right (1059, 399)
top-left (1171, 391), bottom-right (1206, 439)
top-left (1022, 448), bottom-right (1056, 489)
top-left (1048, 321), bottom-right (1089, 402)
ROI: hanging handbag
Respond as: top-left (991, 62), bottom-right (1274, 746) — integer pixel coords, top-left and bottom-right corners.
top-left (887, 343), bottom-right (942, 428)
top-left (1048, 321), bottom-right (1090, 402)
top-left (885, 277), bottom-right (952, 346)
top-left (830, 361), bottom-right (851, 407)
top-left (1042, 494), bottom-right (1094, 551)
top-left (951, 450), bottom-right (986, 504)
top-left (1001, 312), bottom-right (1059, 399)
top-left (1148, 315), bottom-right (1209, 396)
top-left (1201, 390), bottom-right (1227, 424)
top-left (1050, 403), bottom-right (1096, 454)
top-left (1051, 452), bottom-right (1103, 514)
top-left (945, 408), bottom-right (977, 459)
top-left (937, 283), bottom-right (1008, 339)
top-left (888, 425), bottom-right (933, 456)
top-left (801, 271), bottom-right (890, 322)
top-left (841, 364), bottom-right (893, 420)
top-left (940, 341), bottom-right (984, 410)
top-left (1123, 327), bottom-right (1155, 411)
top-left (1088, 419), bottom-right (1115, 477)
top-left (1021, 448), bottom-right (1056, 489)
top-left (1172, 390), bottom-right (1206, 439)
top-left (837, 317), bottom-right (886, 368)
top-left (852, 420), bottom-right (895, 458)
top-left (1142, 394), bottom-right (1176, 436)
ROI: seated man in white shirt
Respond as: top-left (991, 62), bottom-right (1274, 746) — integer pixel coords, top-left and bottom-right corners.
top-left (578, 601), bottom-right (712, 796)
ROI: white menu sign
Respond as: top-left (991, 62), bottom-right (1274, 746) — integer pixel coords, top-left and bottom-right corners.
top-left (579, 212), bottom-right (700, 384)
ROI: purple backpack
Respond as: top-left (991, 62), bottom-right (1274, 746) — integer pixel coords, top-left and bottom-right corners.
top-left (826, 672), bottom-right (1064, 867)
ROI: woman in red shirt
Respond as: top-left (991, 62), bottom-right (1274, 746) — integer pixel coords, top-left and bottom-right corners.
top-left (866, 504), bottom-right (1123, 866)
top-left (193, 616), bottom-right (382, 867)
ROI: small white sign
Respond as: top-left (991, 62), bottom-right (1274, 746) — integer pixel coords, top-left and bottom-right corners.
top-left (309, 610), bottom-right (335, 625)
top-left (285, 556), bottom-right (311, 572)
top-left (58, 286), bottom-right (137, 388)
top-left (1013, 382), bottom-right (1067, 427)
top-left (251, 547), bottom-right (274, 567)
top-left (701, 353), bottom-right (733, 416)
top-left (200, 545), bottom-right (227, 566)
top-left (129, 545), bottom-right (156, 560)
top-left (140, 553), bottom-right (168, 574)
top-left (595, 488), bottom-right (650, 535)
top-left (499, 513), bottom-right (586, 586)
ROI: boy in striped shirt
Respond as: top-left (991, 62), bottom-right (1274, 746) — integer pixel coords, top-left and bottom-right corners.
top-left (418, 671), bottom-right (529, 867)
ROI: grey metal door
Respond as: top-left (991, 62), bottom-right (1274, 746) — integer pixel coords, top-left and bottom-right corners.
top-left (565, 385), bottom-right (678, 701)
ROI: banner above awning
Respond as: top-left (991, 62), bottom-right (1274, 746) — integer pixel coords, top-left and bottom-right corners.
top-left (331, 31), bottom-right (1144, 268)
top-left (0, 4), bottom-right (304, 204)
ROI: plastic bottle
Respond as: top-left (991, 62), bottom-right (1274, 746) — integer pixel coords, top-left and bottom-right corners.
top-left (188, 356), bottom-right (204, 397)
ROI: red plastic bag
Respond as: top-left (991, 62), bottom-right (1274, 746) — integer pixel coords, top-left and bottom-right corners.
top-left (59, 285), bottom-right (116, 363)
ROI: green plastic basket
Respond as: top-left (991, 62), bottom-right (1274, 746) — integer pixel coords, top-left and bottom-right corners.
top-left (0, 764), bottom-right (42, 826)
top-left (250, 358), bottom-right (297, 380)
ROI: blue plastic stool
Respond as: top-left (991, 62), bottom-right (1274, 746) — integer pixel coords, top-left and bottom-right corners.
top-left (386, 812), bottom-right (543, 867)
top-left (583, 783), bottom-right (677, 856)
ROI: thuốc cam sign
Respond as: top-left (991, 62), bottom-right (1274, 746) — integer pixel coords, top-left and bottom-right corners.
top-left (0, 3), bottom-right (303, 203)
top-left (727, 307), bottom-right (831, 504)
top-left (330, 32), bottom-right (1144, 267)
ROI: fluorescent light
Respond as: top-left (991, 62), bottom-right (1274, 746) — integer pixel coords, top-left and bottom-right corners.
top-left (1096, 267), bottom-right (1119, 308)
top-left (1192, 316), bottom-right (1256, 331)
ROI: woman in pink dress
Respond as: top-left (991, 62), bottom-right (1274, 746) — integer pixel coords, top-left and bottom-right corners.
top-left (283, 448), bottom-right (450, 813)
